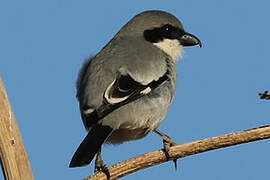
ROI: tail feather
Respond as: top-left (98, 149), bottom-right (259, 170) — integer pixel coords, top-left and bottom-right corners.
top-left (69, 125), bottom-right (113, 168)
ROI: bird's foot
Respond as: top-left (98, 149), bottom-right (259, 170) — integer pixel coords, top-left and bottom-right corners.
top-left (154, 129), bottom-right (178, 170)
top-left (94, 153), bottom-right (110, 179)
top-left (163, 137), bottom-right (178, 170)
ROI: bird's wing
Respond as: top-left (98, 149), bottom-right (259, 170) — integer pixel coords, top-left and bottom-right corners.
top-left (83, 69), bottom-right (169, 128)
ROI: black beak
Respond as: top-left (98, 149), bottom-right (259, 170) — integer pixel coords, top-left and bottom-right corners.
top-left (179, 32), bottom-right (202, 48)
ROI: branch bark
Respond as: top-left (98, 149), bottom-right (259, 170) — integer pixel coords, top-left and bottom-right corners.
top-left (0, 76), bottom-right (34, 180)
top-left (85, 125), bottom-right (270, 180)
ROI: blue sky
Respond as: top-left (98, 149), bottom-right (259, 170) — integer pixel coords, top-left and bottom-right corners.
top-left (1, 0), bottom-right (269, 179)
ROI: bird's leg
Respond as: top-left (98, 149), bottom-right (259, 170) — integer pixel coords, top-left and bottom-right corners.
top-left (94, 148), bottom-right (110, 179)
top-left (154, 129), bottom-right (178, 170)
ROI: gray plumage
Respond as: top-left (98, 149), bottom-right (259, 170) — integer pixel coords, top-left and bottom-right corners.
top-left (70, 10), bottom-right (201, 168)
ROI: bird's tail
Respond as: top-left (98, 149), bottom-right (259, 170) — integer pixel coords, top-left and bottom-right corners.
top-left (69, 124), bottom-right (113, 168)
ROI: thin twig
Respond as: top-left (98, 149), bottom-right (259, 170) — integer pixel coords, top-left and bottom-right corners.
top-left (85, 125), bottom-right (270, 180)
top-left (259, 91), bottom-right (270, 100)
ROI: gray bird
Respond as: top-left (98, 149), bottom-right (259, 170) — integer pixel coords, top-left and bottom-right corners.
top-left (69, 10), bottom-right (201, 175)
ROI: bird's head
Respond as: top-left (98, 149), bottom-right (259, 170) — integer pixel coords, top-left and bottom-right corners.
top-left (117, 10), bottom-right (201, 61)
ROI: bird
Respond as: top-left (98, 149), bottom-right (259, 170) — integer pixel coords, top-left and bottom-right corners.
top-left (69, 10), bottom-right (201, 177)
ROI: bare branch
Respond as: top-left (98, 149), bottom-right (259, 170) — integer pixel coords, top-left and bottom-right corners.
top-left (85, 125), bottom-right (270, 180)
top-left (259, 91), bottom-right (270, 100)
top-left (0, 76), bottom-right (34, 180)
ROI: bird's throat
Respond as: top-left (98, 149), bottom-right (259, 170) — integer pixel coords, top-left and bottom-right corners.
top-left (153, 39), bottom-right (183, 61)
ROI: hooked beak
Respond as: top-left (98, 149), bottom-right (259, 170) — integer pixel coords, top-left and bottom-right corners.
top-left (179, 32), bottom-right (202, 48)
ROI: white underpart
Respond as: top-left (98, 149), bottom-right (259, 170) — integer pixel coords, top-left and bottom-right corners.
top-left (104, 80), bottom-right (129, 104)
top-left (153, 39), bottom-right (184, 61)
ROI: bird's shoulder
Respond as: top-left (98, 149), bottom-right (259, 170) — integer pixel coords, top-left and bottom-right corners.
top-left (100, 37), bottom-right (170, 84)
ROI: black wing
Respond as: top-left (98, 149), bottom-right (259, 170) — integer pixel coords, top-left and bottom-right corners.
top-left (83, 71), bottom-right (169, 128)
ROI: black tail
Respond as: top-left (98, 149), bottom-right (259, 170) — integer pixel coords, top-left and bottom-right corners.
top-left (69, 124), bottom-right (113, 168)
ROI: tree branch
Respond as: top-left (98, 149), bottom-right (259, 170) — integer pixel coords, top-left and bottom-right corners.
top-left (0, 76), bottom-right (34, 180)
top-left (85, 125), bottom-right (270, 180)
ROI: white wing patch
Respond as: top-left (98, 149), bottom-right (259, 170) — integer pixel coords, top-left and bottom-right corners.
top-left (104, 79), bottom-right (129, 104)
top-left (140, 87), bottom-right (151, 95)
top-left (83, 108), bottom-right (95, 115)
top-left (104, 77), bottom-right (153, 105)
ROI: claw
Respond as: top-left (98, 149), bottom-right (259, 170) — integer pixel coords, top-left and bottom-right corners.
top-left (154, 129), bottom-right (178, 170)
top-left (173, 159), bottom-right (177, 170)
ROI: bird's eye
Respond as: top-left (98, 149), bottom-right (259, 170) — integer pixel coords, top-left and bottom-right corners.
top-left (143, 24), bottom-right (179, 43)
top-left (163, 24), bottom-right (173, 32)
